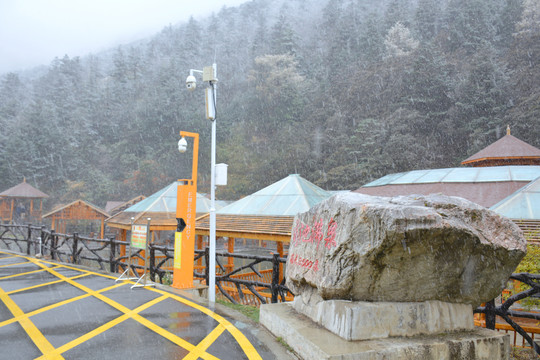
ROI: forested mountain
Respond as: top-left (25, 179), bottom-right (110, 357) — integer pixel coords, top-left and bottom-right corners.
top-left (0, 0), bottom-right (539, 208)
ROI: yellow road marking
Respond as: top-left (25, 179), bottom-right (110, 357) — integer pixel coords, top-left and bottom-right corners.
top-left (7, 273), bottom-right (90, 294)
top-left (0, 285), bottom-right (62, 359)
top-left (1, 252), bottom-right (262, 360)
top-left (37, 294), bottom-right (169, 359)
top-left (0, 282), bottom-right (127, 328)
top-left (0, 267), bottom-right (51, 280)
top-left (0, 260), bottom-right (31, 268)
top-left (183, 324), bottom-right (225, 360)
top-left (28, 259), bottom-right (218, 359)
top-left (149, 288), bottom-right (263, 360)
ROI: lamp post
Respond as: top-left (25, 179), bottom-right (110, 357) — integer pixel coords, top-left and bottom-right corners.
top-left (186, 64), bottom-right (218, 302)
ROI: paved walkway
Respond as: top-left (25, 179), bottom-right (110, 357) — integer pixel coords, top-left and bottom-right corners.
top-left (0, 250), bottom-right (289, 360)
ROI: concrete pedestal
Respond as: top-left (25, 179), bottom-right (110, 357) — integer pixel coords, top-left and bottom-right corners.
top-left (260, 303), bottom-right (510, 360)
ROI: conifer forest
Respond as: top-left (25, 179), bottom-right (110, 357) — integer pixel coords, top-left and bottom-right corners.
top-left (0, 0), bottom-right (539, 207)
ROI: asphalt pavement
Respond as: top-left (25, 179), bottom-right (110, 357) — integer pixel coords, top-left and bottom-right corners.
top-left (0, 250), bottom-right (293, 360)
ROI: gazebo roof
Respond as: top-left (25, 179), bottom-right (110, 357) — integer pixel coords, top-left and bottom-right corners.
top-left (218, 174), bottom-right (332, 216)
top-left (106, 182), bottom-right (217, 230)
top-left (490, 176), bottom-right (540, 220)
top-left (0, 179), bottom-right (49, 199)
top-left (461, 128), bottom-right (540, 166)
top-left (43, 200), bottom-right (109, 219)
top-left (197, 174), bottom-right (333, 242)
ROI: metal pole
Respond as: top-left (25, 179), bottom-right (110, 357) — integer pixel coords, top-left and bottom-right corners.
top-left (208, 63), bottom-right (217, 302)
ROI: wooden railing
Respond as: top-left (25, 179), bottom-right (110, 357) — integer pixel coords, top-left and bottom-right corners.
top-left (0, 223), bottom-right (293, 306)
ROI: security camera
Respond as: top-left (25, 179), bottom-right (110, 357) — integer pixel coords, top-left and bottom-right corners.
top-left (186, 75), bottom-right (196, 91)
top-left (178, 137), bottom-right (188, 153)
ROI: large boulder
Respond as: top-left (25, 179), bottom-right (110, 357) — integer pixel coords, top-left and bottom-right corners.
top-left (286, 193), bottom-right (526, 306)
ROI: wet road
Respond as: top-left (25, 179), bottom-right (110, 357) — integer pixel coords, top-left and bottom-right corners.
top-left (0, 250), bottom-right (280, 360)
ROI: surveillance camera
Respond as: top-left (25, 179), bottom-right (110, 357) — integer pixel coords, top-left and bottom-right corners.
top-left (186, 75), bottom-right (196, 91)
top-left (178, 137), bottom-right (188, 153)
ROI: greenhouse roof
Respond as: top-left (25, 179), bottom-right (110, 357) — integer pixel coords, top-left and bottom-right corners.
top-left (217, 174), bottom-right (332, 216)
top-left (125, 182), bottom-right (213, 214)
top-left (490, 176), bottom-right (540, 220)
top-left (363, 166), bottom-right (540, 187)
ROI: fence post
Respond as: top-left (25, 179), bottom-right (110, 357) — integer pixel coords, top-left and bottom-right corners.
top-left (271, 253), bottom-right (280, 303)
top-left (205, 247), bottom-right (210, 287)
top-left (485, 300), bottom-right (496, 330)
top-left (72, 233), bottom-right (79, 264)
top-left (109, 237), bottom-right (116, 273)
top-left (149, 245), bottom-right (155, 282)
top-left (26, 224), bottom-right (32, 255)
top-left (39, 226), bottom-right (46, 255)
top-left (50, 230), bottom-right (56, 260)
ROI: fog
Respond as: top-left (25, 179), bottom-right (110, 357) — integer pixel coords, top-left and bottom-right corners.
top-left (0, 0), bottom-right (248, 73)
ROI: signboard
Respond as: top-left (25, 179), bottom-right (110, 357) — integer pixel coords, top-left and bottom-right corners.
top-left (131, 225), bottom-right (147, 249)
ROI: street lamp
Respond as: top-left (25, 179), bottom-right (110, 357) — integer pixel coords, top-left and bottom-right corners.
top-left (187, 63), bottom-right (218, 302)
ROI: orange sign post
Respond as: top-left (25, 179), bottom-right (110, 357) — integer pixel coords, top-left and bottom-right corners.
top-left (173, 131), bottom-right (199, 289)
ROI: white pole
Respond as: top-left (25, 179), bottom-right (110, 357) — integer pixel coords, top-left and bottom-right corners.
top-left (208, 63), bottom-right (217, 302)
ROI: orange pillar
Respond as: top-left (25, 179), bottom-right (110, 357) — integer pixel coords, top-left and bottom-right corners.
top-left (173, 131), bottom-right (198, 289)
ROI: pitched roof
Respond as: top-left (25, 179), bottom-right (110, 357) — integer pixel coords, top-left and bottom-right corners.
top-left (490, 176), bottom-right (540, 220)
top-left (106, 182), bottom-right (218, 229)
top-left (0, 179), bottom-right (49, 198)
top-left (43, 200), bottom-right (109, 219)
top-left (217, 174), bottom-right (332, 216)
top-left (461, 131), bottom-right (540, 166)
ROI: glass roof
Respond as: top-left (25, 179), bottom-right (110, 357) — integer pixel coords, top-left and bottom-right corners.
top-left (363, 166), bottom-right (540, 187)
top-left (218, 174), bottom-right (332, 216)
top-left (125, 182), bottom-right (214, 213)
top-left (490, 176), bottom-right (540, 220)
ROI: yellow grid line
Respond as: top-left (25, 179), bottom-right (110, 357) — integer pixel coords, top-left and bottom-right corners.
top-left (0, 251), bottom-right (262, 360)
top-left (0, 282), bottom-right (127, 328)
top-left (28, 258), bottom-right (219, 359)
top-left (36, 294), bottom-right (169, 359)
top-left (0, 267), bottom-right (53, 281)
top-left (148, 288), bottom-right (263, 360)
top-left (0, 284), bottom-right (62, 359)
top-left (183, 324), bottom-right (226, 360)
top-left (7, 273), bottom-right (90, 295)
top-left (0, 260), bottom-right (31, 268)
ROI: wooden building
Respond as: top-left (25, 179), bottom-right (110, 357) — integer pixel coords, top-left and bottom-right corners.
top-left (43, 200), bottom-right (110, 238)
top-left (0, 178), bottom-right (49, 224)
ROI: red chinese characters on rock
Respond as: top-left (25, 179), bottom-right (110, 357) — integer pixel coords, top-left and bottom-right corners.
top-left (290, 217), bottom-right (339, 273)
top-left (289, 254), bottom-right (319, 271)
top-left (292, 217), bottom-right (338, 249)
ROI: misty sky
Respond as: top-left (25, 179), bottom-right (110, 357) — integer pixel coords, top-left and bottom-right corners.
top-left (0, 0), bottom-right (248, 74)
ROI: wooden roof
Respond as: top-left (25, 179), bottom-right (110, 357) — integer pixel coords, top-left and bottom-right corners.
top-left (43, 200), bottom-right (109, 219)
top-left (462, 128), bottom-right (540, 167)
top-left (0, 179), bottom-right (49, 199)
top-left (196, 214), bottom-right (293, 242)
top-left (105, 195), bottom-right (146, 216)
top-left (106, 211), bottom-right (207, 231)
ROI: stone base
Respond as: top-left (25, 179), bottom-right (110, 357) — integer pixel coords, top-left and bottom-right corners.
top-left (292, 296), bottom-right (473, 340)
top-left (260, 303), bottom-right (510, 360)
